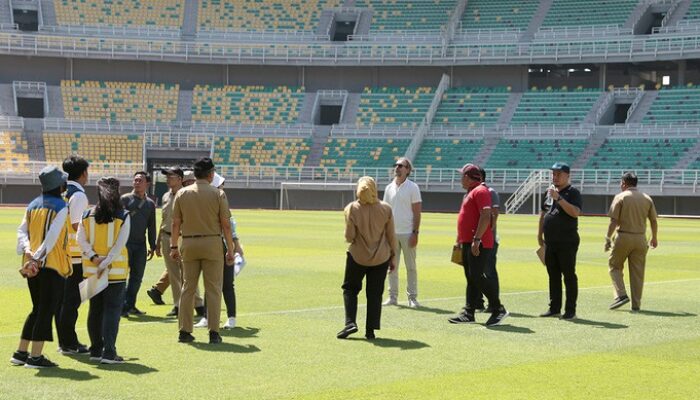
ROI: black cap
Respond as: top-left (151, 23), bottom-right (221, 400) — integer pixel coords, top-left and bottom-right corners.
top-left (161, 167), bottom-right (184, 179)
top-left (550, 162), bottom-right (570, 174)
top-left (193, 157), bottom-right (215, 175)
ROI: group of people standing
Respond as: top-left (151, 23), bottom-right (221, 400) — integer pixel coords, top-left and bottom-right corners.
top-left (12, 156), bottom-right (242, 368)
top-left (338, 159), bottom-right (658, 339)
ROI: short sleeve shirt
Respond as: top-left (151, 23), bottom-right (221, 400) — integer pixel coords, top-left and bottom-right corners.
top-left (383, 179), bottom-right (422, 234)
top-left (160, 190), bottom-right (176, 233)
top-left (541, 185), bottom-right (582, 244)
top-left (608, 188), bottom-right (657, 234)
top-left (457, 184), bottom-right (494, 248)
top-left (172, 180), bottom-right (231, 236)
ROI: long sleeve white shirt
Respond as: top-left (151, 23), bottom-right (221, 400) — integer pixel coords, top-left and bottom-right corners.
top-left (76, 215), bottom-right (131, 271)
top-left (16, 207), bottom-right (69, 263)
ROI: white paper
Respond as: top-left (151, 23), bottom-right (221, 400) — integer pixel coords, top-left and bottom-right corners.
top-left (234, 253), bottom-right (246, 276)
top-left (79, 272), bottom-right (109, 303)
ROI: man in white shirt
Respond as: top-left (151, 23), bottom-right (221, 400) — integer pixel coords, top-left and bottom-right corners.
top-left (382, 157), bottom-right (422, 308)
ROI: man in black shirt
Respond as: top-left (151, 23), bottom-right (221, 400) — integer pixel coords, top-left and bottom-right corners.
top-left (537, 162), bottom-right (582, 320)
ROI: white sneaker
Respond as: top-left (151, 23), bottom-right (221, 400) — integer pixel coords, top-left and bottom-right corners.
top-left (408, 299), bottom-right (421, 308)
top-left (223, 317), bottom-right (237, 329)
top-left (194, 317), bottom-right (208, 328)
top-left (382, 297), bottom-right (398, 306)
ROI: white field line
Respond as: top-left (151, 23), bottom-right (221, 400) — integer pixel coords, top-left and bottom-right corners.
top-left (1, 278), bottom-right (698, 339)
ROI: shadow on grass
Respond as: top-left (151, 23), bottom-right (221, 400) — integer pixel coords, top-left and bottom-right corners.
top-left (347, 337), bottom-right (430, 350)
top-left (96, 360), bottom-right (158, 375)
top-left (220, 327), bottom-right (260, 338)
top-left (634, 310), bottom-right (697, 317)
top-left (569, 318), bottom-right (628, 329)
top-left (507, 312), bottom-right (536, 319)
top-left (189, 342), bottom-right (261, 353)
top-left (121, 314), bottom-right (173, 323)
top-left (34, 367), bottom-right (99, 381)
top-left (397, 304), bottom-right (453, 315)
top-left (486, 325), bottom-right (535, 334)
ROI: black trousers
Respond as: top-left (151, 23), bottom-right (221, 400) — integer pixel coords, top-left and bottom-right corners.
top-left (201, 262), bottom-right (236, 318)
top-left (544, 241), bottom-right (579, 314)
top-left (341, 253), bottom-right (389, 331)
top-left (21, 268), bottom-right (65, 342)
top-left (88, 282), bottom-right (126, 359)
top-left (57, 262), bottom-right (83, 347)
top-left (463, 243), bottom-right (500, 313)
top-left (477, 242), bottom-right (500, 307)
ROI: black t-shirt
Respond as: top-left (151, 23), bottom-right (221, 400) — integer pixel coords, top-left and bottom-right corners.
top-left (541, 185), bottom-right (582, 244)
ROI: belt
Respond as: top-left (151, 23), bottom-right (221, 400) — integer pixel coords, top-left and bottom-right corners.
top-left (618, 231), bottom-right (644, 235)
top-left (161, 230), bottom-right (172, 236)
top-left (183, 234), bottom-right (220, 239)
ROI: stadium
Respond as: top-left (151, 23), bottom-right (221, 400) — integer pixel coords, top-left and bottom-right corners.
top-left (1, 1), bottom-right (699, 399)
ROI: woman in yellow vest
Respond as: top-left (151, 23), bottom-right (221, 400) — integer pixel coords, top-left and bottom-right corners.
top-left (77, 177), bottom-right (131, 365)
top-left (12, 166), bottom-right (71, 369)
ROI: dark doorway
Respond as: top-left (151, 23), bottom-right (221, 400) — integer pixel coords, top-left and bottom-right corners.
top-left (614, 103), bottom-right (632, 124)
top-left (332, 21), bottom-right (356, 42)
top-left (645, 13), bottom-right (665, 35)
top-left (320, 105), bottom-right (342, 125)
top-left (17, 98), bottom-right (44, 118)
top-left (13, 9), bottom-right (39, 32)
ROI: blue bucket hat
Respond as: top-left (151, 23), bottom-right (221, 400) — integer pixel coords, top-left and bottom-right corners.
top-left (39, 166), bottom-right (68, 192)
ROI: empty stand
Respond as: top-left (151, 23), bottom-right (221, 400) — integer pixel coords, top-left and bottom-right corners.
top-left (197, 0), bottom-right (341, 31)
top-left (320, 137), bottom-right (411, 172)
top-left (0, 131), bottom-right (30, 172)
top-left (510, 89), bottom-right (600, 125)
top-left (485, 138), bottom-right (588, 169)
top-left (586, 137), bottom-right (698, 170)
top-left (43, 132), bottom-right (144, 164)
top-left (541, 0), bottom-right (638, 28)
top-left (461, 0), bottom-right (540, 30)
top-left (192, 85), bottom-right (304, 124)
top-left (434, 87), bottom-right (510, 127)
top-left (643, 87), bottom-right (700, 124)
top-left (61, 80), bottom-right (179, 122)
top-left (413, 138), bottom-right (484, 171)
top-left (54, 0), bottom-right (184, 27)
top-left (683, 0), bottom-right (700, 21)
top-left (356, 87), bottom-right (434, 127)
top-left (212, 136), bottom-right (311, 167)
top-left (356, 0), bottom-right (457, 32)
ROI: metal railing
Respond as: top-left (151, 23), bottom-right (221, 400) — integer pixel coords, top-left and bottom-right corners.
top-left (626, 90), bottom-right (646, 122)
top-left (39, 24), bottom-right (182, 39)
top-left (611, 122), bottom-right (700, 137)
top-left (0, 116), bottom-right (24, 129)
top-left (197, 28), bottom-right (329, 43)
top-left (535, 24), bottom-right (631, 40)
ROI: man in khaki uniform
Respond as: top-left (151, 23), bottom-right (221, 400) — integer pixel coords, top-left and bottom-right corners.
top-left (605, 172), bottom-right (658, 312)
top-left (170, 158), bottom-right (235, 344)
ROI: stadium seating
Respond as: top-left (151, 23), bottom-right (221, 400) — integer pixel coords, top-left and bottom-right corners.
top-left (320, 137), bottom-right (411, 172)
top-left (510, 89), bottom-right (600, 125)
top-left (683, 1), bottom-right (700, 21)
top-left (212, 136), bottom-right (311, 167)
top-left (434, 87), bottom-right (510, 127)
top-left (54, 0), bottom-right (183, 27)
top-left (197, 0), bottom-right (341, 31)
top-left (356, 87), bottom-right (434, 127)
top-left (355, 0), bottom-right (457, 31)
top-left (585, 138), bottom-right (698, 169)
top-left (43, 132), bottom-right (144, 164)
top-left (485, 138), bottom-right (588, 169)
top-left (541, 0), bottom-right (638, 28)
top-left (643, 87), bottom-right (700, 124)
top-left (413, 138), bottom-right (484, 172)
top-left (191, 85), bottom-right (304, 124)
top-left (0, 131), bottom-right (30, 172)
top-left (461, 0), bottom-right (540, 30)
top-left (61, 80), bottom-right (179, 122)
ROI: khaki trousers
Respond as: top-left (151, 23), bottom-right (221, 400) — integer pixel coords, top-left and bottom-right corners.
top-left (387, 234), bottom-right (418, 300)
top-left (160, 235), bottom-right (203, 308)
top-left (609, 232), bottom-right (649, 309)
top-left (179, 238), bottom-right (224, 333)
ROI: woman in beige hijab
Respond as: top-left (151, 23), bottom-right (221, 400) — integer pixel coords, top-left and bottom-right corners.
top-left (338, 176), bottom-right (397, 340)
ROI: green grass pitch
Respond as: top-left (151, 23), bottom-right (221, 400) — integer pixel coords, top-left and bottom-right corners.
top-left (1, 208), bottom-right (698, 399)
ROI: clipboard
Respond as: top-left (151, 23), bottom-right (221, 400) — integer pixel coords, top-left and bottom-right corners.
top-left (79, 272), bottom-right (109, 303)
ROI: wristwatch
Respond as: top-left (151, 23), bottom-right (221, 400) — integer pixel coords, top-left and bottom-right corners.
top-left (412, 230), bottom-right (419, 234)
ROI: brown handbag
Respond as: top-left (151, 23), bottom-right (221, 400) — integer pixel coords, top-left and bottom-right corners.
top-left (451, 245), bottom-right (463, 265)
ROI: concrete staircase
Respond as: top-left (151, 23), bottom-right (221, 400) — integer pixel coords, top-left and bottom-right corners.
top-left (497, 92), bottom-right (522, 125)
top-left (304, 126), bottom-right (332, 167)
top-left (0, 0), bottom-right (13, 25)
top-left (45, 85), bottom-right (64, 118)
top-left (584, 92), bottom-right (613, 124)
top-left (521, 0), bottom-right (553, 41)
top-left (340, 93), bottom-right (360, 124)
top-left (181, 0), bottom-right (199, 39)
top-left (624, 0), bottom-right (652, 30)
top-left (24, 119), bottom-right (46, 161)
top-left (0, 84), bottom-right (16, 115)
top-left (39, 0), bottom-right (56, 26)
top-left (673, 139), bottom-right (700, 169)
top-left (316, 9), bottom-right (335, 36)
top-left (297, 93), bottom-right (317, 124)
top-left (473, 135), bottom-right (500, 166)
top-left (626, 91), bottom-right (658, 124)
top-left (176, 90), bottom-right (193, 122)
top-left (663, 0), bottom-right (692, 27)
top-left (354, 9), bottom-right (373, 34)
top-left (571, 127), bottom-right (610, 169)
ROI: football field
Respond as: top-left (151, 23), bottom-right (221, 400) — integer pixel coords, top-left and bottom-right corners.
top-left (1, 208), bottom-right (698, 399)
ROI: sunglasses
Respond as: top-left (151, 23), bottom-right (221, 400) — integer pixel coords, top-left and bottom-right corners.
top-left (394, 164), bottom-right (409, 169)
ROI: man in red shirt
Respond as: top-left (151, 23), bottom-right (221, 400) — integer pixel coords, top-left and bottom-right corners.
top-left (449, 164), bottom-right (509, 327)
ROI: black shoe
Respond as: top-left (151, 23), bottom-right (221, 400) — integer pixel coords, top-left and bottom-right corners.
top-left (121, 309), bottom-right (130, 318)
top-left (89, 350), bottom-right (102, 362)
top-left (609, 295), bottom-right (630, 310)
top-left (561, 311), bottom-right (576, 320)
top-left (336, 323), bottom-right (358, 339)
top-left (25, 355), bottom-right (58, 368)
top-left (365, 330), bottom-right (375, 340)
top-left (539, 309), bottom-right (561, 318)
top-left (448, 312), bottom-right (475, 324)
top-left (166, 307), bottom-right (178, 317)
top-left (58, 344), bottom-right (89, 355)
top-left (485, 307), bottom-right (509, 327)
top-left (100, 355), bottom-right (125, 365)
top-left (129, 307), bottom-right (146, 315)
top-left (195, 306), bottom-right (206, 318)
top-left (178, 331), bottom-right (195, 343)
top-left (209, 331), bottom-right (222, 344)
top-left (10, 350), bottom-right (29, 366)
top-left (484, 306), bottom-right (495, 314)
top-left (147, 287), bottom-right (165, 305)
